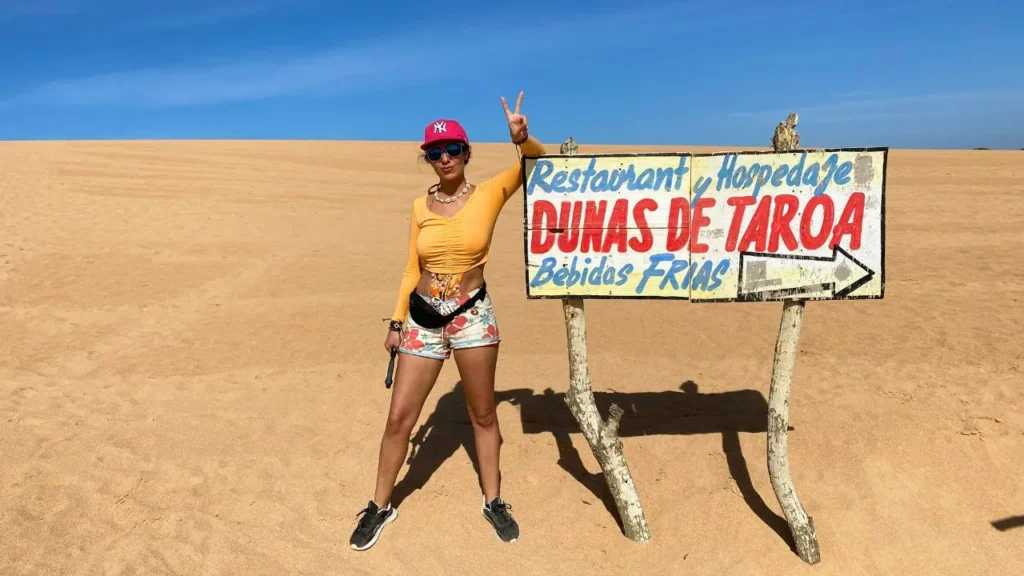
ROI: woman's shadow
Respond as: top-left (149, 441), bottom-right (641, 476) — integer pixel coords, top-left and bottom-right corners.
top-left (390, 380), bottom-right (795, 552)
top-left (388, 380), bottom-right (491, 507)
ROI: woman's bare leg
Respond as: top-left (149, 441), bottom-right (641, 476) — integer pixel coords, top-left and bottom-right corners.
top-left (453, 344), bottom-right (501, 501)
top-left (373, 352), bottom-right (444, 507)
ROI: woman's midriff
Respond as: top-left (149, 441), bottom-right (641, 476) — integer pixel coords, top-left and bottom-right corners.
top-left (415, 265), bottom-right (485, 301)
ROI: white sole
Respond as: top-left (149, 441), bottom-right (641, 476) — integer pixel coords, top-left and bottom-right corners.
top-left (350, 507), bottom-right (398, 551)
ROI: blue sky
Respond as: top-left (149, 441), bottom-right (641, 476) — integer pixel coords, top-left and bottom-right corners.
top-left (1, 0), bottom-right (1022, 149)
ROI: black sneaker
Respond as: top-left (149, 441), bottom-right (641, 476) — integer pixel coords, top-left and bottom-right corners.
top-left (481, 496), bottom-right (519, 543)
top-left (349, 500), bottom-right (397, 551)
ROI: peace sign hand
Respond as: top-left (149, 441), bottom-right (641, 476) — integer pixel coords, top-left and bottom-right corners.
top-left (501, 91), bottom-right (528, 144)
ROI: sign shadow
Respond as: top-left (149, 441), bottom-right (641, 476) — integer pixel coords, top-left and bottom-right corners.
top-left (391, 379), bottom-right (795, 550)
top-left (992, 515), bottom-right (1024, 531)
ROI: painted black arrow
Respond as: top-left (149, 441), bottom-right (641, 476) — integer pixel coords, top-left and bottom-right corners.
top-left (736, 245), bottom-right (875, 301)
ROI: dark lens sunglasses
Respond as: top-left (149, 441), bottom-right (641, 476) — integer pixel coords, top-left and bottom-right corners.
top-left (425, 142), bottom-right (466, 162)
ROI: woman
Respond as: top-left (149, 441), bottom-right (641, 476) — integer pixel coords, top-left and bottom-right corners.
top-left (350, 92), bottom-right (546, 551)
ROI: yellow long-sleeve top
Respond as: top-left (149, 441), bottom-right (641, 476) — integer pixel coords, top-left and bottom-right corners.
top-left (391, 138), bottom-right (546, 322)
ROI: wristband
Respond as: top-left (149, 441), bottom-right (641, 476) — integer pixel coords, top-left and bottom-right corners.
top-left (388, 320), bottom-right (403, 332)
top-left (513, 133), bottom-right (528, 146)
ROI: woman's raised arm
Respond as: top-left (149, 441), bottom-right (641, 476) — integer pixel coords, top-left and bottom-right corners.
top-left (479, 91), bottom-right (547, 206)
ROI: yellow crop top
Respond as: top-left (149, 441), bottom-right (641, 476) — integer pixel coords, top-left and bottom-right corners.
top-left (390, 137), bottom-right (546, 322)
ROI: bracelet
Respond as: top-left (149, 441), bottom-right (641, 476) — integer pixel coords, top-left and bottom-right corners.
top-left (388, 320), bottom-right (403, 332)
top-left (513, 133), bottom-right (529, 146)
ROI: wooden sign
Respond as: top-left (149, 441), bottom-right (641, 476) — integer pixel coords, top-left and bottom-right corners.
top-left (522, 148), bottom-right (886, 302)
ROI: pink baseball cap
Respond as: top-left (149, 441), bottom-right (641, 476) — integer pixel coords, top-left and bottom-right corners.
top-left (421, 118), bottom-right (469, 149)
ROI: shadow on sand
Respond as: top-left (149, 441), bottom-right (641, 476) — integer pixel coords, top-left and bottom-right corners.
top-left (991, 515), bottom-right (1024, 531)
top-left (390, 379), bottom-right (795, 551)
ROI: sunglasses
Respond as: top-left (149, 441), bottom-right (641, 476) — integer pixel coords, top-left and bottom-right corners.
top-left (425, 142), bottom-right (467, 162)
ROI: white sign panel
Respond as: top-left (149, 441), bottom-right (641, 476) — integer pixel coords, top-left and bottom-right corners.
top-left (522, 148), bottom-right (886, 302)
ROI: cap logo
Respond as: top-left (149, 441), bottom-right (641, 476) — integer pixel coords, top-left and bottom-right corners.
top-left (432, 121), bottom-right (447, 134)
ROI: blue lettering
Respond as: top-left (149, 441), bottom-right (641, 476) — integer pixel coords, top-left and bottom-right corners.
top-left (659, 258), bottom-right (689, 290)
top-left (803, 162), bottom-right (820, 188)
top-left (636, 253), bottom-right (673, 294)
top-left (674, 156), bottom-right (689, 190)
top-left (530, 257), bottom-right (557, 287)
top-left (632, 255), bottom-right (733, 294)
top-left (708, 151), bottom-right (857, 199)
top-left (681, 259), bottom-right (697, 287)
top-left (580, 157), bottom-right (597, 193)
top-left (637, 168), bottom-right (655, 190)
top-left (834, 158), bottom-right (853, 185)
top-left (567, 257), bottom-right (582, 286)
top-left (531, 256), bottom-right (640, 290)
top-left (591, 168), bottom-right (609, 192)
top-left (602, 267), bottom-right (616, 284)
top-left (614, 262), bottom-right (630, 284)
top-left (814, 153), bottom-right (838, 196)
top-left (732, 164), bottom-right (747, 189)
top-left (616, 264), bottom-right (633, 285)
top-left (585, 256), bottom-right (598, 284)
top-left (742, 164), bottom-right (757, 188)
top-left (526, 160), bottom-right (555, 195)
top-left (716, 154), bottom-right (737, 191)
top-left (691, 260), bottom-right (714, 291)
top-left (771, 164), bottom-right (789, 187)
top-left (751, 163), bottom-right (773, 198)
top-left (551, 170), bottom-right (568, 192)
top-left (787, 152), bottom-right (806, 186)
top-left (692, 176), bottom-right (712, 205)
top-left (530, 156), bottom-right (691, 194)
top-left (608, 166), bottom-right (635, 191)
top-left (567, 169), bottom-right (582, 192)
top-left (707, 259), bottom-right (730, 292)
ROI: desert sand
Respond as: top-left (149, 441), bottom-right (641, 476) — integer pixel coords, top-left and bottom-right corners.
top-left (1, 139), bottom-right (1022, 576)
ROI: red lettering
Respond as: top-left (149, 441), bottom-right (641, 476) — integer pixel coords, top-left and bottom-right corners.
top-left (601, 199), bottom-right (629, 253)
top-left (737, 195), bottom-right (771, 252)
top-left (830, 192), bottom-right (865, 249)
top-left (556, 201), bottom-right (582, 252)
top-left (607, 198), bottom-right (629, 229)
top-left (529, 200), bottom-right (556, 254)
top-left (580, 201), bottom-right (607, 253)
top-left (689, 197), bottom-right (715, 254)
top-left (666, 197), bottom-right (690, 251)
top-left (800, 195), bottom-right (834, 250)
top-left (768, 194), bottom-right (799, 252)
top-left (725, 196), bottom-right (756, 251)
top-left (628, 198), bottom-right (657, 252)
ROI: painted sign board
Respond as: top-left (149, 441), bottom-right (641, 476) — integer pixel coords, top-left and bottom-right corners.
top-left (522, 148), bottom-right (886, 302)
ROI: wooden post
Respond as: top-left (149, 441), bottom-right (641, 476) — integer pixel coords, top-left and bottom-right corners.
top-left (766, 113), bottom-right (821, 565)
top-left (558, 136), bottom-right (651, 543)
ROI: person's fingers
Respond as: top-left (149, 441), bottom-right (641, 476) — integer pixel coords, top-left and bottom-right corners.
top-left (501, 96), bottom-right (511, 117)
top-left (514, 91), bottom-right (523, 114)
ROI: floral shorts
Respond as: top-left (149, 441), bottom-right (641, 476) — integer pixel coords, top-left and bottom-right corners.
top-left (399, 287), bottom-right (501, 360)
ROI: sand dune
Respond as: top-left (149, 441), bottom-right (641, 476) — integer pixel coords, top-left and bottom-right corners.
top-left (1, 140), bottom-right (1022, 575)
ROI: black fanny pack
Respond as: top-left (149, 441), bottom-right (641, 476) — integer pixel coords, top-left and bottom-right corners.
top-left (408, 283), bottom-right (488, 329)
